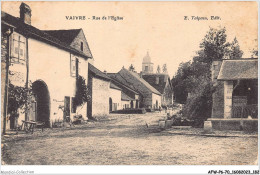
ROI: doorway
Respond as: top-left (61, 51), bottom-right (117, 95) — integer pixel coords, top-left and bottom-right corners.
top-left (32, 80), bottom-right (50, 127)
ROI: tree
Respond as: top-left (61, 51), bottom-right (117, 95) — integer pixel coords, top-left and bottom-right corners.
top-left (171, 27), bottom-right (243, 122)
top-left (156, 65), bottom-right (161, 73)
top-left (250, 39), bottom-right (258, 58)
top-left (226, 37), bottom-right (243, 59)
top-left (162, 64), bottom-right (168, 73)
top-left (128, 64), bottom-right (135, 72)
top-left (199, 27), bottom-right (229, 63)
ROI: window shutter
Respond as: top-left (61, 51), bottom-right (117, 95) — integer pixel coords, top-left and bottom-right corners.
top-left (71, 55), bottom-right (76, 77)
top-left (71, 97), bottom-right (77, 113)
top-left (12, 34), bottom-right (19, 60)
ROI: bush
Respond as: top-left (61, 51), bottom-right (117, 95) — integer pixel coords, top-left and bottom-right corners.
top-left (182, 76), bottom-right (213, 123)
top-left (75, 75), bottom-right (90, 107)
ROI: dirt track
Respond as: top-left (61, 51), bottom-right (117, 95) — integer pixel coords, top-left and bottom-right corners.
top-left (1, 113), bottom-right (258, 165)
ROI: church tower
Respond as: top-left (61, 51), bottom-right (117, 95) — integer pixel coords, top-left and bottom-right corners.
top-left (142, 51), bottom-right (154, 74)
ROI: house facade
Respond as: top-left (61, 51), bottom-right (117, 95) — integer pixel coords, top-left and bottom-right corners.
top-left (88, 63), bottom-right (111, 117)
top-left (142, 74), bottom-right (174, 107)
top-left (1, 3), bottom-right (92, 129)
top-left (107, 72), bottom-right (140, 109)
top-left (109, 82), bottom-right (122, 112)
top-left (113, 68), bottom-right (162, 109)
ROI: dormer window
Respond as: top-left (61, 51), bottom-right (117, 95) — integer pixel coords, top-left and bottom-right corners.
top-left (80, 42), bottom-right (83, 52)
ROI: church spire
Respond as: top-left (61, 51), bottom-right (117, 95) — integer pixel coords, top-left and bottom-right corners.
top-left (142, 51), bottom-right (154, 74)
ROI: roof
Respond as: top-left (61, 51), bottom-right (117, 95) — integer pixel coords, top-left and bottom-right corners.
top-left (110, 82), bottom-right (121, 90)
top-left (143, 51), bottom-right (152, 63)
top-left (88, 63), bottom-right (111, 81)
top-left (217, 59), bottom-right (258, 80)
top-left (121, 92), bottom-right (134, 101)
top-left (1, 11), bottom-right (90, 60)
top-left (43, 29), bottom-right (81, 45)
top-left (142, 74), bottom-right (171, 94)
top-left (118, 68), bottom-right (161, 95)
top-left (107, 73), bottom-right (140, 95)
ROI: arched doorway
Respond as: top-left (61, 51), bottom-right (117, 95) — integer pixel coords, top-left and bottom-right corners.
top-left (32, 80), bottom-right (50, 127)
top-left (109, 98), bottom-right (112, 113)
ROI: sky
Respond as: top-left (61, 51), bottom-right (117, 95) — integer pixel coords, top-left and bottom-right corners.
top-left (2, 1), bottom-right (258, 78)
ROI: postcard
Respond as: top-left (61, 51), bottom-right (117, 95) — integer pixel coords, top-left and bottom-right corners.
top-left (1, 1), bottom-right (258, 174)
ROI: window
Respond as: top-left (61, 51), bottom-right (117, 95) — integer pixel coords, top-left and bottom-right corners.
top-left (145, 66), bottom-right (148, 71)
top-left (156, 77), bottom-right (159, 84)
top-left (80, 42), bottom-right (83, 52)
top-left (11, 33), bottom-right (26, 64)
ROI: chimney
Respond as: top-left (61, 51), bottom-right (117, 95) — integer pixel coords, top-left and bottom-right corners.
top-left (20, 3), bottom-right (32, 25)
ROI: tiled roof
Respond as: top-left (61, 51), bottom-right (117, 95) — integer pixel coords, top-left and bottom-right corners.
top-left (43, 29), bottom-right (81, 45)
top-left (218, 59), bottom-right (258, 80)
top-left (142, 74), bottom-right (170, 94)
top-left (1, 11), bottom-right (90, 59)
top-left (88, 63), bottom-right (111, 81)
top-left (118, 68), bottom-right (161, 95)
top-left (110, 82), bottom-right (121, 90)
top-left (44, 29), bottom-right (93, 58)
top-left (121, 92), bottom-right (134, 101)
top-left (107, 73), bottom-right (139, 95)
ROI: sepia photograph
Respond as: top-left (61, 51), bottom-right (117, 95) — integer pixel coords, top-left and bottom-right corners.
top-left (0, 0), bottom-right (259, 174)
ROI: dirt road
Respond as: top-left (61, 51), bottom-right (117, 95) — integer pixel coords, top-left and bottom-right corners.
top-left (2, 113), bottom-right (258, 165)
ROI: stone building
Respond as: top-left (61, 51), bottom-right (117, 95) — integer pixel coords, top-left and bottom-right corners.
top-left (209, 59), bottom-right (258, 131)
top-left (88, 63), bottom-right (111, 117)
top-left (1, 3), bottom-right (93, 129)
top-left (109, 82), bottom-right (122, 112)
top-left (109, 68), bottom-right (162, 109)
top-left (107, 73), bottom-right (140, 109)
top-left (142, 74), bottom-right (173, 107)
top-left (140, 52), bottom-right (174, 107)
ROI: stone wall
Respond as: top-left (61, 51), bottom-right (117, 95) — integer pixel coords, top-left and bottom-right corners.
top-left (212, 82), bottom-right (224, 118)
top-left (211, 60), bottom-right (224, 118)
top-left (224, 81), bottom-right (233, 118)
top-left (70, 29), bottom-right (92, 58)
top-left (91, 77), bottom-right (110, 117)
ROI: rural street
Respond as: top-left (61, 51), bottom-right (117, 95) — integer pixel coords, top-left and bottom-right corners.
top-left (2, 113), bottom-right (258, 165)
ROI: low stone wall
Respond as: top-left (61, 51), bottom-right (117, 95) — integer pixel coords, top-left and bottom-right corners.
top-left (207, 118), bottom-right (258, 132)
